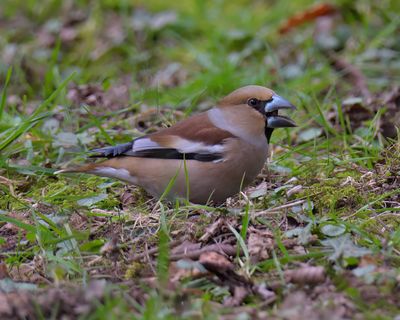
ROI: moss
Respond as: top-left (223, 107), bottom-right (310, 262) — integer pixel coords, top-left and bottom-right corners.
top-left (26, 176), bottom-right (120, 210)
top-left (381, 141), bottom-right (400, 168)
top-left (297, 178), bottom-right (367, 215)
top-left (124, 262), bottom-right (143, 279)
top-left (0, 191), bottom-right (30, 211)
top-left (360, 215), bottom-right (400, 237)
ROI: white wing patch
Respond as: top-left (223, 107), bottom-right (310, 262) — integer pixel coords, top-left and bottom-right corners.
top-left (171, 137), bottom-right (225, 154)
top-left (131, 137), bottom-right (160, 152)
top-left (131, 136), bottom-right (225, 155)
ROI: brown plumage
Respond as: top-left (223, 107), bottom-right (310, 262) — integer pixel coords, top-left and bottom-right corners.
top-left (150, 113), bottom-right (235, 146)
top-left (56, 85), bottom-right (296, 204)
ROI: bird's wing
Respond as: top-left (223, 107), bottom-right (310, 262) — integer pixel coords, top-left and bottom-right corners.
top-left (90, 112), bottom-right (236, 162)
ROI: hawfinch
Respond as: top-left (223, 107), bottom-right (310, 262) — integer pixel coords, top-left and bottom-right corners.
top-left (56, 85), bottom-right (296, 204)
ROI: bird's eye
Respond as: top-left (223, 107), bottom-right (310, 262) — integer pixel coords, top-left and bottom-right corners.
top-left (247, 98), bottom-right (258, 107)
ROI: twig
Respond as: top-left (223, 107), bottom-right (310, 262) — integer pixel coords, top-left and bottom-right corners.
top-left (170, 244), bottom-right (238, 261)
top-left (129, 239), bottom-right (183, 262)
top-left (199, 218), bottom-right (225, 242)
top-left (144, 243), bottom-right (156, 276)
top-left (254, 199), bottom-right (306, 217)
top-left (367, 212), bottom-right (400, 221)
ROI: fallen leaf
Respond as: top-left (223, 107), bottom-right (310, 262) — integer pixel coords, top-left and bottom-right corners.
top-left (352, 264), bottom-right (376, 278)
top-left (276, 289), bottom-right (352, 320)
top-left (247, 227), bottom-right (274, 263)
top-left (150, 63), bottom-right (187, 88)
top-left (67, 84), bottom-right (104, 107)
top-left (285, 222), bottom-right (313, 245)
top-left (252, 283), bottom-right (276, 303)
top-left (77, 194), bottom-right (108, 207)
top-left (248, 182), bottom-right (269, 199)
top-left (322, 234), bottom-right (371, 262)
top-left (169, 259), bottom-right (207, 283)
top-left (0, 278), bottom-right (37, 293)
top-left (320, 223), bottom-right (346, 237)
top-left (199, 251), bottom-right (234, 273)
top-left (199, 218), bottom-right (225, 242)
top-left (279, 3), bottom-right (337, 34)
top-left (223, 285), bottom-right (248, 307)
top-left (298, 127), bottom-right (323, 142)
top-left (285, 265), bottom-right (326, 285)
top-left (42, 118), bottom-right (60, 135)
top-left (52, 131), bottom-right (78, 148)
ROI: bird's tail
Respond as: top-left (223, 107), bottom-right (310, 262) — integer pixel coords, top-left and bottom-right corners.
top-left (54, 158), bottom-right (138, 185)
top-left (54, 163), bottom-right (101, 175)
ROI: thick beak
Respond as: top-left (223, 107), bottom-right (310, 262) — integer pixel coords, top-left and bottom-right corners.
top-left (265, 94), bottom-right (297, 128)
top-left (265, 95), bottom-right (296, 113)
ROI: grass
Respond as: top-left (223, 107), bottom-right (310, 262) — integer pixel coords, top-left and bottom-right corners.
top-left (0, 0), bottom-right (400, 318)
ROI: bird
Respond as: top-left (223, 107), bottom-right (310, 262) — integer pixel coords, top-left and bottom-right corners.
top-left (55, 85), bottom-right (296, 205)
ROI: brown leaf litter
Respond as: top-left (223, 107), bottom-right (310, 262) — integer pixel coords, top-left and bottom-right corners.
top-left (67, 77), bottom-right (131, 113)
top-left (0, 280), bottom-right (123, 320)
top-left (273, 289), bottom-right (355, 320)
top-left (150, 63), bottom-right (188, 89)
top-left (198, 251), bottom-right (276, 307)
top-left (279, 2), bottom-right (400, 139)
top-left (284, 265), bottom-right (326, 285)
top-left (37, 9), bottom-right (87, 48)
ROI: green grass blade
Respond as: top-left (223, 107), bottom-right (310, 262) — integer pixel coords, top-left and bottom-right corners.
top-left (0, 72), bottom-right (75, 152)
top-left (0, 214), bottom-right (37, 233)
top-left (157, 213), bottom-right (170, 286)
top-left (228, 223), bottom-right (249, 261)
top-left (0, 67), bottom-right (12, 121)
top-left (240, 201), bottom-right (250, 240)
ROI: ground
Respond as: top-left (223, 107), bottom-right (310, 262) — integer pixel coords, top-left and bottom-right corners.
top-left (0, 0), bottom-right (399, 319)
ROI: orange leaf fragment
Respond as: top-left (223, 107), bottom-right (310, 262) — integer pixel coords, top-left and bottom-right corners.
top-left (279, 3), bottom-right (337, 34)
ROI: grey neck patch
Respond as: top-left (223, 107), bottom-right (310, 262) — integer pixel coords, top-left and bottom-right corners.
top-left (207, 108), bottom-right (267, 148)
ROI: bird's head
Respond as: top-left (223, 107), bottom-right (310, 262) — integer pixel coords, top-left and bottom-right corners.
top-left (218, 85), bottom-right (296, 141)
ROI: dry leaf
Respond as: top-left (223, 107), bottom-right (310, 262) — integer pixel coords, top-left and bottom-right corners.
top-left (199, 251), bottom-right (234, 273)
top-left (199, 218), bottom-right (225, 242)
top-left (279, 3), bottom-right (337, 34)
top-left (150, 63), bottom-right (187, 89)
top-left (247, 227), bottom-right (274, 263)
top-left (285, 266), bottom-right (326, 285)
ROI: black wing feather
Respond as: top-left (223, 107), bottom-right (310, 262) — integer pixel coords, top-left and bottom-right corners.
top-left (90, 142), bottom-right (133, 158)
top-left (89, 142), bottom-right (222, 162)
